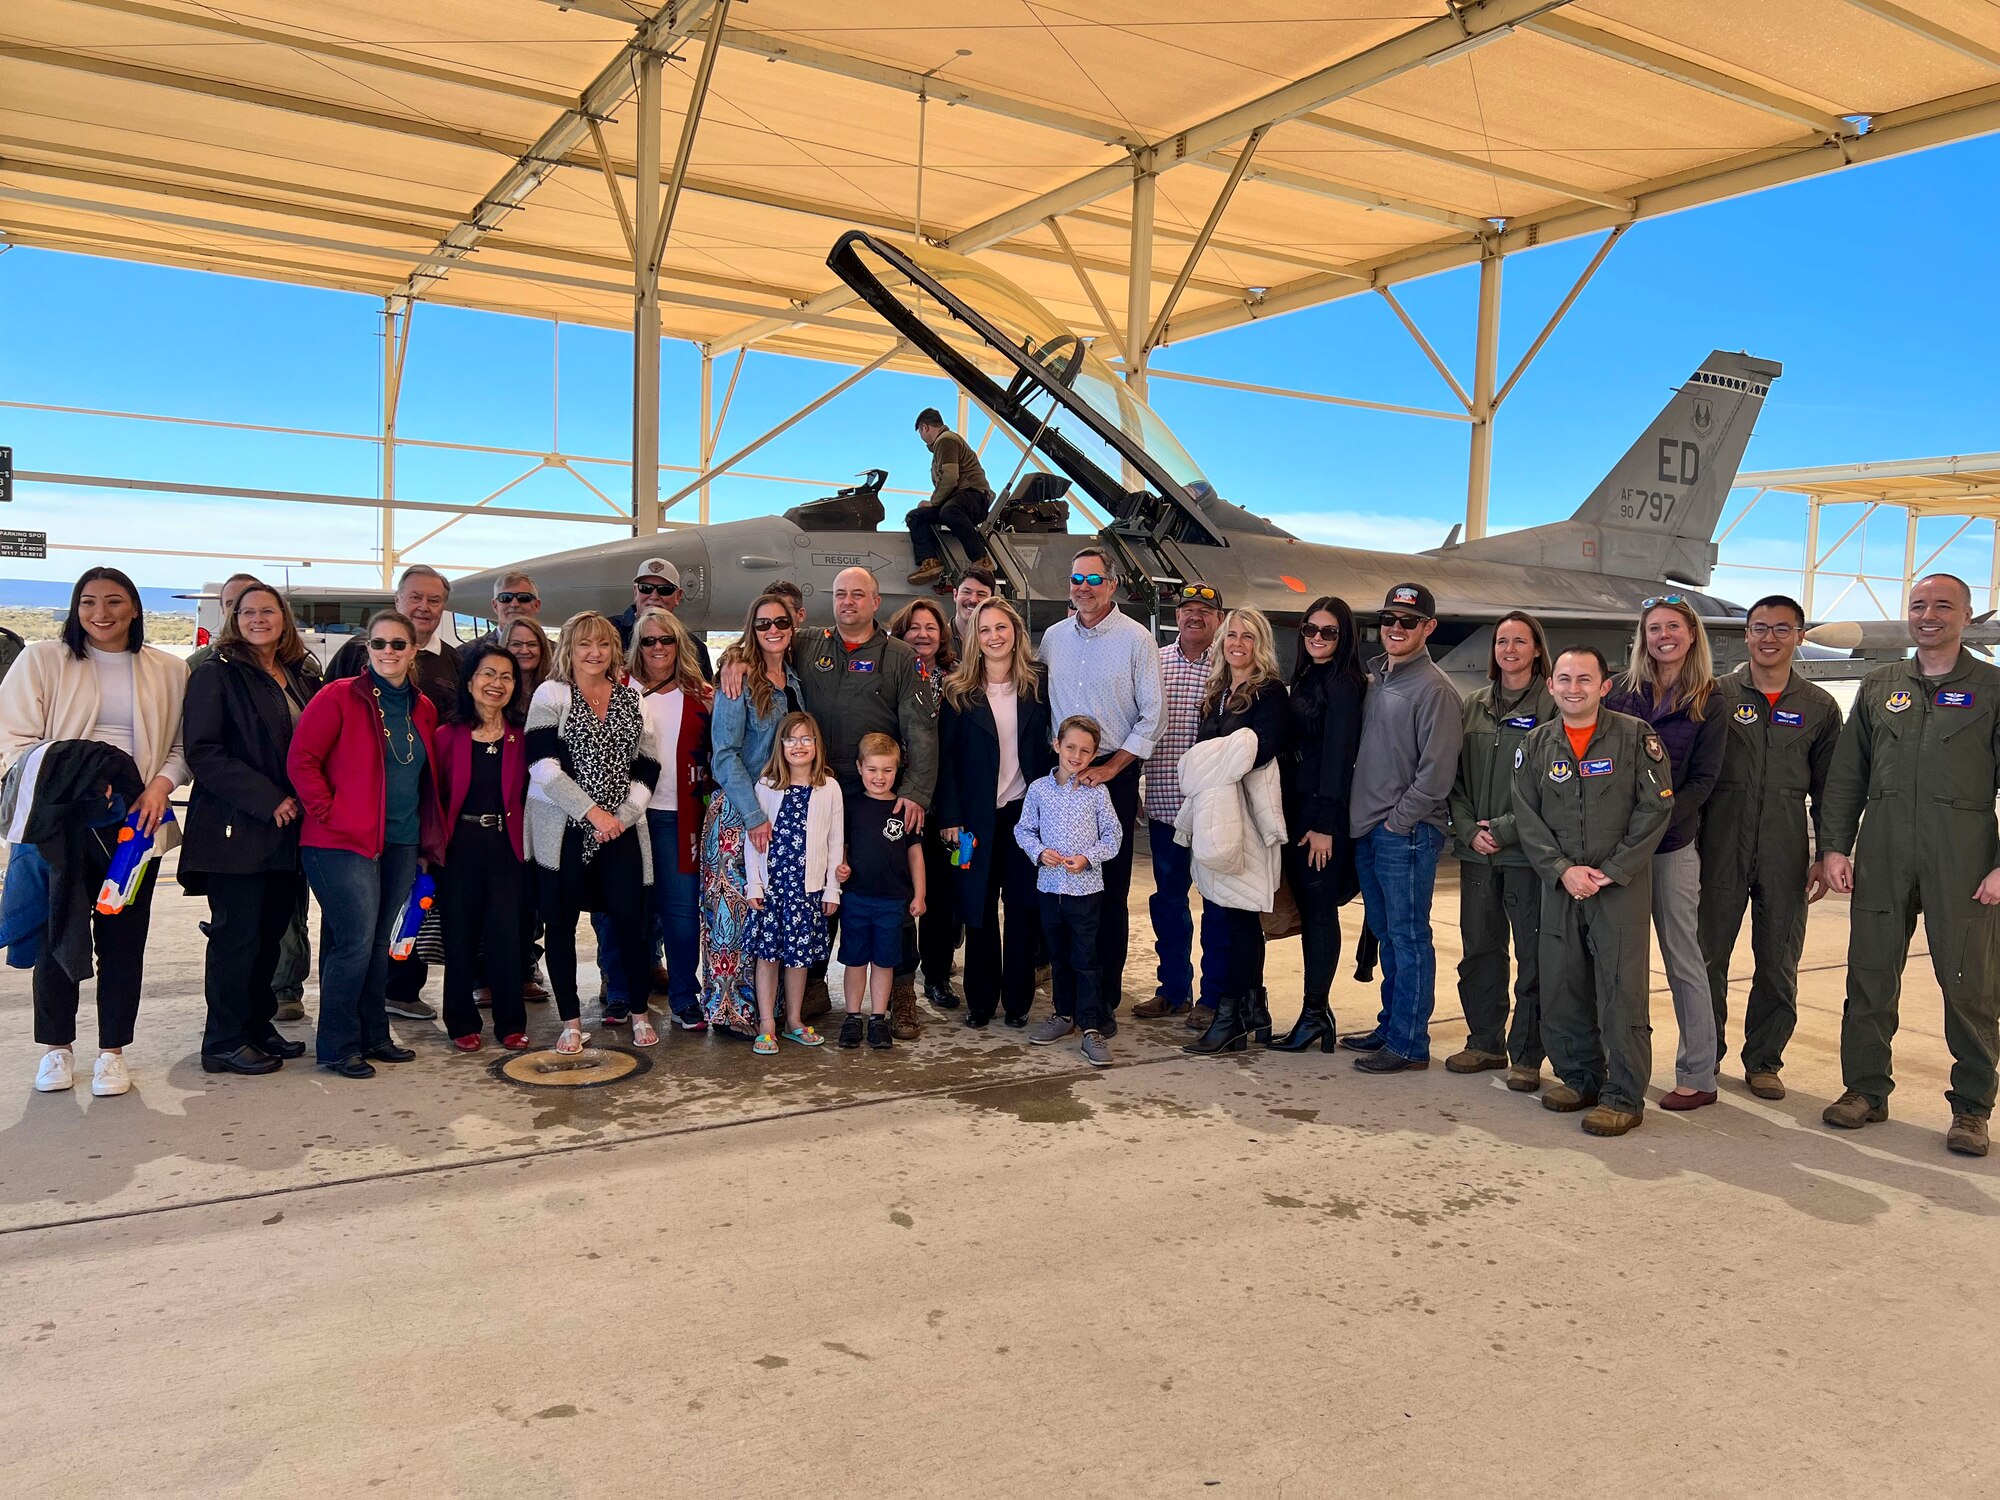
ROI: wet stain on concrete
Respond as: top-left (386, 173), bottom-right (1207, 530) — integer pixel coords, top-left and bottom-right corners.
top-left (1270, 1107), bottom-right (1319, 1123)
top-left (1263, 1193), bottom-right (1308, 1209)
top-left (821, 1341), bottom-right (872, 1361)
top-left (532, 1404), bottom-right (578, 1419)
top-left (889, 1210), bottom-right (914, 1228)
top-left (754, 1355), bottom-right (789, 1370)
top-left (952, 1075), bottom-right (1095, 1123)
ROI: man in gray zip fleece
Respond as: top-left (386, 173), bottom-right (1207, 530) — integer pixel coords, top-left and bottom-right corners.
top-left (1339, 582), bottom-right (1466, 1072)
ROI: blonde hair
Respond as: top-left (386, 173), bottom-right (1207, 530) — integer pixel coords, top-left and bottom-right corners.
top-left (943, 597), bottom-right (1041, 708)
top-left (761, 710), bottom-right (830, 788)
top-left (857, 731), bottom-right (901, 766)
top-left (550, 610), bottom-right (623, 685)
top-left (1201, 607), bottom-right (1282, 719)
top-left (215, 583), bottom-right (308, 667)
top-left (625, 608), bottom-right (709, 699)
top-left (1620, 598), bottom-right (1717, 720)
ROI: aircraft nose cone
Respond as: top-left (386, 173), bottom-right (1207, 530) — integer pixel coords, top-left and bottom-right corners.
top-left (1802, 621), bottom-right (1863, 650)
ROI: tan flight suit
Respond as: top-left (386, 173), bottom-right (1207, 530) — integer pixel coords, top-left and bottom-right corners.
top-left (1449, 679), bottom-right (1558, 1065)
top-left (1696, 666), bottom-right (1841, 1077)
top-left (1512, 711), bottom-right (1674, 1113)
top-left (1820, 648), bottom-right (2000, 1117)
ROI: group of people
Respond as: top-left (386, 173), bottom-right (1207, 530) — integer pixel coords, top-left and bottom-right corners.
top-left (2, 494), bottom-right (1995, 1156)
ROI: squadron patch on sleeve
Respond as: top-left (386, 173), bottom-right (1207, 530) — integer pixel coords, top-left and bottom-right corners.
top-left (1643, 733), bottom-right (1665, 762)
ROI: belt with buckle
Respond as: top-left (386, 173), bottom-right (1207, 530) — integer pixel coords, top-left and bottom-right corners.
top-left (458, 813), bottom-right (506, 829)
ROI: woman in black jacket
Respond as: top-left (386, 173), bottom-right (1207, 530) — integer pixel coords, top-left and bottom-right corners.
top-left (934, 599), bottom-right (1054, 1029)
top-left (180, 585), bottom-right (323, 1074)
top-left (1268, 595), bottom-right (1366, 1053)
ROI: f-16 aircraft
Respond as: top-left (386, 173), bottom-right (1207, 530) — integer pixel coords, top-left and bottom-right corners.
top-left (465, 232), bottom-right (1780, 678)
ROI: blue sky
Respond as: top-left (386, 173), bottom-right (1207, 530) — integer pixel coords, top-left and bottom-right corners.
top-left (2, 129), bottom-right (1996, 619)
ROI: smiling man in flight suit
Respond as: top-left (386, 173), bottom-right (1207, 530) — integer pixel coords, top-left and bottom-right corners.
top-left (1512, 645), bottom-right (1675, 1137)
top-left (1697, 594), bottom-right (1842, 1100)
top-left (1820, 573), bottom-right (2000, 1158)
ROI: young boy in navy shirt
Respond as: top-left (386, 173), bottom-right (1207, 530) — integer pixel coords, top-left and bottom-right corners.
top-left (836, 732), bottom-right (927, 1050)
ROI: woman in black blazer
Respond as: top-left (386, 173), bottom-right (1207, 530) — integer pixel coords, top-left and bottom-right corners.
top-left (934, 598), bottom-right (1055, 1029)
top-left (1269, 595), bottom-right (1366, 1053)
top-left (180, 585), bottom-right (324, 1074)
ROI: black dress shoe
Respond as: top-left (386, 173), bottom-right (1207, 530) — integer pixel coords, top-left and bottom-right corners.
top-left (1353, 1048), bottom-right (1429, 1073)
top-left (256, 1031), bottom-right (307, 1060)
top-left (1337, 1030), bottom-right (1388, 1052)
top-left (364, 1042), bottom-right (416, 1063)
top-left (322, 1055), bottom-right (376, 1079)
top-left (924, 980), bottom-right (962, 1011)
top-left (1002, 1014), bottom-right (1028, 1029)
top-left (202, 1044), bottom-right (281, 1075)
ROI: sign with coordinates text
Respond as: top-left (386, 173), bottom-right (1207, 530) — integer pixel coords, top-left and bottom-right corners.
top-left (0, 529), bottom-right (47, 560)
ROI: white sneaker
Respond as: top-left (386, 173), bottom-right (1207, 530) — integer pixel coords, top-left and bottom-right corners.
top-left (91, 1052), bottom-right (131, 1097)
top-left (34, 1049), bottom-right (74, 1092)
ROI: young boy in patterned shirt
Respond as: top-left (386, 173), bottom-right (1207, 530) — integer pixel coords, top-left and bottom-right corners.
top-left (1016, 716), bottom-right (1124, 1067)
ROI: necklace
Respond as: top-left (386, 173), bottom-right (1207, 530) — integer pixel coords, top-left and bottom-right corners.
top-left (372, 684), bottom-right (417, 766)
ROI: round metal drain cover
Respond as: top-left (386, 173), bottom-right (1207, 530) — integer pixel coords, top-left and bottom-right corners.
top-left (494, 1046), bottom-right (651, 1089)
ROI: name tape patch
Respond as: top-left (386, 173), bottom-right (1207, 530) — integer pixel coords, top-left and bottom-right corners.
top-left (1580, 758), bottom-right (1614, 777)
top-left (1504, 714), bottom-right (1538, 730)
top-left (849, 658), bottom-right (877, 673)
top-left (1936, 689), bottom-right (1975, 708)
top-left (1772, 709), bottom-right (1804, 727)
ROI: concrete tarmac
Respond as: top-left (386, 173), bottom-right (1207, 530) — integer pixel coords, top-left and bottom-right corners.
top-left (1, 850), bottom-right (1994, 1498)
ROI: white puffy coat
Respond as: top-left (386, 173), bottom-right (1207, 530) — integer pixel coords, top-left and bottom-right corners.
top-left (1173, 728), bottom-right (1287, 912)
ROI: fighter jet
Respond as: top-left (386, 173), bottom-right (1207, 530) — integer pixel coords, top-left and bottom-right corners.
top-left (464, 232), bottom-right (1780, 678)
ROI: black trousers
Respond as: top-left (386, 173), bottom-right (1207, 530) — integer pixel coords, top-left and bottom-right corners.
top-left (34, 854), bottom-right (156, 1050)
top-left (1093, 756), bottom-right (1142, 1012)
top-left (1041, 891), bottom-right (1106, 1032)
top-left (1285, 843), bottom-right (1346, 1009)
top-left (898, 823), bottom-right (962, 984)
top-left (202, 869), bottom-right (300, 1054)
top-left (537, 827), bottom-right (653, 1023)
top-left (907, 487), bottom-right (990, 565)
top-left (442, 823), bottom-right (530, 1041)
top-left (962, 798), bottom-right (1040, 1024)
top-left (1218, 905), bottom-right (1267, 1000)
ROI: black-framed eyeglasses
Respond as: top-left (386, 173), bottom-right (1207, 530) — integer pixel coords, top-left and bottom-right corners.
top-left (1177, 583), bottom-right (1218, 603)
top-left (1071, 572), bottom-right (1109, 587)
top-left (1300, 623), bottom-right (1340, 641)
top-left (636, 581), bottom-right (679, 597)
top-left (1378, 612), bottom-right (1425, 631)
top-left (638, 634), bottom-right (674, 649)
top-left (1746, 622), bottom-right (1799, 639)
top-left (1641, 594), bottom-right (1687, 609)
top-left (494, 591), bottom-right (538, 605)
top-left (368, 637), bottom-right (412, 652)
top-left (753, 616), bottom-right (792, 633)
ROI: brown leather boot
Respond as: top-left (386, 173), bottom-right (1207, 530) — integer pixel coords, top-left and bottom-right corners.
top-left (1581, 1104), bottom-right (1643, 1137)
top-left (1822, 1091), bottom-right (1887, 1130)
top-left (1946, 1113), bottom-right (1990, 1157)
top-left (1445, 1047), bottom-right (1507, 1074)
top-left (890, 975), bottom-right (921, 1040)
top-left (1541, 1081), bottom-right (1598, 1113)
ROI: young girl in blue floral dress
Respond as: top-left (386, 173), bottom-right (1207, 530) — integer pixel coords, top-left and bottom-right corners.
top-left (743, 711), bottom-right (844, 1056)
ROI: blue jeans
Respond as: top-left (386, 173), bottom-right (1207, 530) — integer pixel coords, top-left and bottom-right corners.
top-left (1353, 821), bottom-right (1445, 1061)
top-left (1147, 819), bottom-right (1229, 1006)
top-left (303, 842), bottom-right (418, 1064)
top-left (593, 902), bottom-right (665, 1006)
top-left (647, 810), bottom-right (702, 1020)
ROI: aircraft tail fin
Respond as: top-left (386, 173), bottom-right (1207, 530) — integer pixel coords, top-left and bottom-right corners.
top-left (1431, 350), bottom-right (1781, 587)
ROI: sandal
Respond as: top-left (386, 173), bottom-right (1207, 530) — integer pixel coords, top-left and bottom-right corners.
top-left (630, 1015), bottom-right (660, 1047)
top-left (555, 1026), bottom-right (588, 1056)
top-left (781, 1025), bottom-right (825, 1048)
top-left (752, 1033), bottom-right (779, 1055)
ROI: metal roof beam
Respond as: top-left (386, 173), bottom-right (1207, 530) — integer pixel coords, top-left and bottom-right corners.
top-left (1841, 1), bottom-right (2000, 72)
top-left (1522, 16), bottom-right (1857, 137)
top-left (1294, 113), bottom-right (1636, 211)
top-left (1742, 454), bottom-right (2000, 487)
top-left (1191, 152), bottom-right (1495, 233)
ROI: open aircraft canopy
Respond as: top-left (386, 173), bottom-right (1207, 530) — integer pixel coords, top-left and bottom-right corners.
top-left (7, 0), bottom-right (2000, 364)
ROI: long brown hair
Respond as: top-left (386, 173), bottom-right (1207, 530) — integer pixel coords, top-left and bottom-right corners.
top-left (503, 617), bottom-right (553, 700)
top-left (944, 597), bottom-right (1041, 708)
top-left (889, 596), bottom-right (957, 675)
top-left (760, 710), bottom-right (829, 788)
top-left (215, 583), bottom-right (308, 667)
top-left (1620, 597), bottom-right (1717, 719)
top-left (1488, 609), bottom-right (1551, 684)
top-left (731, 591), bottom-right (798, 722)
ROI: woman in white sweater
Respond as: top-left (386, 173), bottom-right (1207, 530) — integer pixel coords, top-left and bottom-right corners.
top-left (0, 567), bottom-right (189, 1097)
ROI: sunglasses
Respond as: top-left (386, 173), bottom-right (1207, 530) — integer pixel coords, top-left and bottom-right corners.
top-left (368, 637), bottom-right (412, 652)
top-left (1378, 612), bottom-right (1426, 631)
top-left (753, 616), bottom-right (792, 632)
top-left (1071, 572), bottom-right (1110, 587)
top-left (638, 635), bottom-right (674, 649)
top-left (1300, 623), bottom-right (1340, 641)
top-left (494, 591), bottom-right (538, 605)
top-left (1641, 594), bottom-right (1687, 609)
top-left (1177, 584), bottom-right (1219, 603)
top-left (636, 581), bottom-right (679, 597)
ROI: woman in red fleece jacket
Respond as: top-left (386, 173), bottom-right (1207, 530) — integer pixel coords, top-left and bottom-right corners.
top-left (287, 609), bottom-right (446, 1079)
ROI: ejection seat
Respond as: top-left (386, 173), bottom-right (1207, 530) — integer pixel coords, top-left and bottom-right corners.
top-left (783, 468), bottom-right (887, 530)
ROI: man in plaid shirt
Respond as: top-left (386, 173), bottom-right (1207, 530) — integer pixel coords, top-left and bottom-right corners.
top-left (1134, 583), bottom-right (1232, 1023)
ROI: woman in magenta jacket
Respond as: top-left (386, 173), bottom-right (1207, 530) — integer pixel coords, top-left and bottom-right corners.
top-left (434, 643), bottom-right (532, 1052)
top-left (287, 609), bottom-right (446, 1078)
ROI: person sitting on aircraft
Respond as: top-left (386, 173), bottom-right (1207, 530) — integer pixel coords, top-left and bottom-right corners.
top-left (906, 407), bottom-right (996, 588)
top-left (612, 558), bottom-right (714, 680)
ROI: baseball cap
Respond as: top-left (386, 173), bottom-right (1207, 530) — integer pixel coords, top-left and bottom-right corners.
top-left (633, 558), bottom-right (681, 587)
top-left (1381, 582), bottom-right (1435, 618)
top-left (1174, 581), bottom-right (1223, 610)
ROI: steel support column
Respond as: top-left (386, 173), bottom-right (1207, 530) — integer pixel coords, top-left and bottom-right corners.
top-left (1991, 519), bottom-right (2000, 613)
top-left (1802, 494), bottom-right (1821, 617)
top-left (697, 349), bottom-right (715, 524)
top-left (1901, 508), bottom-right (1920, 601)
top-left (379, 294), bottom-right (411, 586)
top-left (1123, 155), bottom-right (1156, 398)
top-left (1464, 249), bottom-right (1503, 540)
top-left (631, 50), bottom-right (664, 536)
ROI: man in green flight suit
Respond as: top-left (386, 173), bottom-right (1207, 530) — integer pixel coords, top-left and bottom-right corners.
top-left (1696, 594), bottom-right (1842, 1100)
top-left (1512, 645), bottom-right (1675, 1137)
top-left (1820, 573), bottom-right (2000, 1158)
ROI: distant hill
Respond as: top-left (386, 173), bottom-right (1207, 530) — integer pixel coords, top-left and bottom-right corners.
top-left (0, 578), bottom-right (196, 615)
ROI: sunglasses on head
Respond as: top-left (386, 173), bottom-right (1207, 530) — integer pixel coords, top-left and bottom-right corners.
top-left (638, 634), bottom-right (674, 649)
top-left (1378, 612), bottom-right (1426, 631)
top-left (753, 616), bottom-right (792, 632)
top-left (636, 580), bottom-right (679, 597)
top-left (1641, 594), bottom-right (1687, 609)
top-left (1177, 584), bottom-right (1218, 603)
top-left (368, 636), bottom-right (411, 652)
top-left (1071, 572), bottom-right (1110, 587)
top-left (1300, 622), bottom-right (1340, 641)
top-left (494, 591), bottom-right (538, 605)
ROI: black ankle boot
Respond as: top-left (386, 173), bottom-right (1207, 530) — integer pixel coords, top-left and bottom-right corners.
top-left (1267, 998), bottom-right (1336, 1052)
top-left (1183, 993), bottom-right (1249, 1055)
top-left (1246, 986), bottom-right (1273, 1044)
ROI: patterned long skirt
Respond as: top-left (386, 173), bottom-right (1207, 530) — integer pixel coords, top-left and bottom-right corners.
top-left (699, 793), bottom-right (758, 1032)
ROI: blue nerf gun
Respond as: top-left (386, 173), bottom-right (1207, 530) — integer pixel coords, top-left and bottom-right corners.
top-left (96, 808), bottom-right (174, 915)
top-left (389, 870), bottom-right (436, 961)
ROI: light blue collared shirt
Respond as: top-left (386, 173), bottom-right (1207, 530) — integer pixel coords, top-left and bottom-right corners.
top-left (1036, 607), bottom-right (1163, 760)
top-left (1015, 770), bottom-right (1122, 896)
